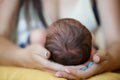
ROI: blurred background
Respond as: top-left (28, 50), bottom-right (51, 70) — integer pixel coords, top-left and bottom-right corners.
top-left (16, 0), bottom-right (119, 49)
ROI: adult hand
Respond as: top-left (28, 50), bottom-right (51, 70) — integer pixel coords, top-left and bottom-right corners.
top-left (17, 44), bottom-right (66, 71)
top-left (17, 44), bottom-right (50, 68)
top-left (55, 50), bottom-right (118, 79)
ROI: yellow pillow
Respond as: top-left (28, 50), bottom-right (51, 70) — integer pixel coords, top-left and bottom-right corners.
top-left (0, 66), bottom-right (66, 80)
top-left (0, 66), bottom-right (119, 80)
top-left (89, 72), bottom-right (120, 80)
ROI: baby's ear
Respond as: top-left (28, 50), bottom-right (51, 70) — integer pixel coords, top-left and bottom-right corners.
top-left (30, 29), bottom-right (47, 46)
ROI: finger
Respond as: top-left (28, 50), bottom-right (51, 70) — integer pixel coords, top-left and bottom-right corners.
top-left (36, 49), bottom-right (51, 59)
top-left (82, 60), bottom-right (108, 78)
top-left (64, 68), bottom-right (87, 78)
top-left (93, 55), bottom-right (101, 63)
top-left (93, 50), bottom-right (108, 63)
top-left (64, 61), bottom-right (107, 78)
top-left (69, 65), bottom-right (86, 70)
top-left (33, 45), bottom-right (51, 59)
top-left (33, 54), bottom-right (66, 71)
top-left (42, 50), bottom-right (51, 59)
top-left (63, 50), bottom-right (109, 78)
top-left (38, 46), bottom-right (51, 59)
top-left (26, 44), bottom-right (50, 59)
top-left (55, 71), bottom-right (77, 80)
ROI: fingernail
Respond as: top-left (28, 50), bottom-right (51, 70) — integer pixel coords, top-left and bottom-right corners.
top-left (44, 51), bottom-right (49, 57)
top-left (93, 55), bottom-right (100, 63)
top-left (55, 73), bottom-right (62, 77)
top-left (65, 69), bottom-right (71, 73)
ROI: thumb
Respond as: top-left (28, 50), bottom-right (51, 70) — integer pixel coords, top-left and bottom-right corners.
top-left (93, 50), bottom-right (108, 63)
top-left (38, 46), bottom-right (51, 59)
top-left (30, 45), bottom-right (51, 59)
top-left (36, 45), bottom-right (51, 59)
top-left (42, 50), bottom-right (51, 59)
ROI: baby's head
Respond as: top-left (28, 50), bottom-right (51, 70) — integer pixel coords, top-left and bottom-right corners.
top-left (45, 18), bottom-right (92, 65)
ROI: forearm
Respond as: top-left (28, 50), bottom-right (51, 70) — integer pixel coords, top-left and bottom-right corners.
top-left (97, 0), bottom-right (120, 69)
top-left (0, 37), bottom-right (23, 66)
top-left (0, 0), bottom-right (20, 39)
top-left (108, 44), bottom-right (120, 70)
top-left (97, 0), bottom-right (120, 46)
top-left (0, 37), bottom-right (65, 72)
top-left (0, 0), bottom-right (23, 66)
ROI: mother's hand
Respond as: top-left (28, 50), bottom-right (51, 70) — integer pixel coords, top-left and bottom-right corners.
top-left (55, 50), bottom-right (117, 79)
top-left (18, 44), bottom-right (66, 71)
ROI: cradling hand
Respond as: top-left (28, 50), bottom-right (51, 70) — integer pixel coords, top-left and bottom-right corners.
top-left (55, 50), bottom-right (117, 79)
top-left (17, 44), bottom-right (66, 71)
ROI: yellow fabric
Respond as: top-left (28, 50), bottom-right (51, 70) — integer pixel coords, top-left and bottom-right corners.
top-left (0, 66), bottom-right (66, 80)
top-left (0, 66), bottom-right (119, 80)
top-left (88, 72), bottom-right (120, 80)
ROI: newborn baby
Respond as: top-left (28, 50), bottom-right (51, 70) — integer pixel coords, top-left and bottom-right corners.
top-left (46, 18), bottom-right (92, 66)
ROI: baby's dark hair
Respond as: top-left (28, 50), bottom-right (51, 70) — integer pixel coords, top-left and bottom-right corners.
top-left (45, 18), bottom-right (92, 65)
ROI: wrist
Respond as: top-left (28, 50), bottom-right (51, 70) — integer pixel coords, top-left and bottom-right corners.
top-left (12, 48), bottom-right (26, 67)
top-left (108, 44), bottom-right (120, 70)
